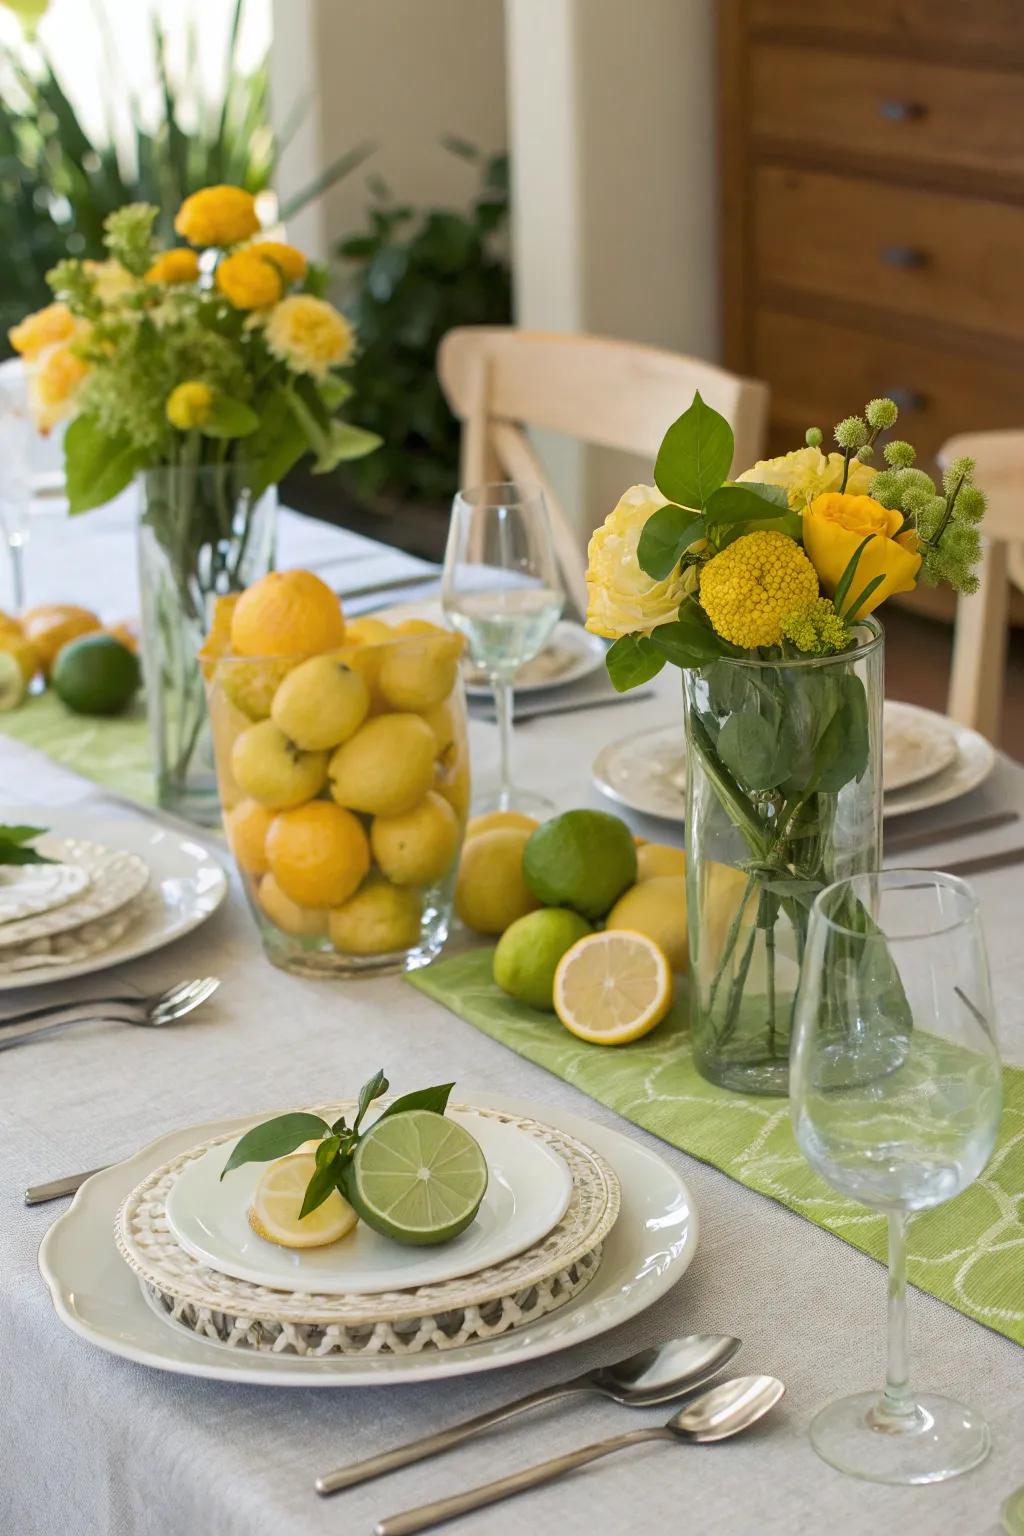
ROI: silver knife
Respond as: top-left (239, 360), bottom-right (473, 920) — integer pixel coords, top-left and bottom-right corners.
top-left (24, 1167), bottom-right (107, 1205)
top-left (885, 810), bottom-right (1019, 855)
top-left (940, 846), bottom-right (1024, 878)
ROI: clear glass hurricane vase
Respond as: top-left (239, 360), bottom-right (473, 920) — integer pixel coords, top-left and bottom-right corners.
top-left (684, 621), bottom-right (884, 1096)
top-left (137, 462), bottom-right (276, 823)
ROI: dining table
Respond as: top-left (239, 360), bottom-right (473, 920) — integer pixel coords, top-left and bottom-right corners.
top-left (2, 495), bottom-right (1023, 1536)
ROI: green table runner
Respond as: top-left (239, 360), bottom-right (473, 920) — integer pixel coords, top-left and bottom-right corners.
top-left (1, 692), bottom-right (154, 804)
top-left (408, 948), bottom-right (1024, 1348)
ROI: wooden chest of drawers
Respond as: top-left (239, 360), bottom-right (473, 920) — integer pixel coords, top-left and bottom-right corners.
top-left (719, 1), bottom-right (1024, 471)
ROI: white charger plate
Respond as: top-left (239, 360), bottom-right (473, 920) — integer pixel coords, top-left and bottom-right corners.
top-left (38, 1095), bottom-right (697, 1387)
top-left (0, 811), bottom-right (227, 991)
top-left (164, 1108), bottom-right (572, 1295)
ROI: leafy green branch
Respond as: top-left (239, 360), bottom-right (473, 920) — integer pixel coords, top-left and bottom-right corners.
top-left (0, 824), bottom-right (54, 866)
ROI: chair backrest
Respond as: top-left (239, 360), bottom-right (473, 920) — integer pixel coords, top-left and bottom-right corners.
top-left (437, 327), bottom-right (769, 613)
top-left (939, 429), bottom-right (1024, 742)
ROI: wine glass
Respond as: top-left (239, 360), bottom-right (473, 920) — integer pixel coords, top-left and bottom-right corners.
top-left (0, 372), bottom-right (33, 611)
top-left (790, 869), bottom-right (1002, 1485)
top-left (442, 481), bottom-right (564, 814)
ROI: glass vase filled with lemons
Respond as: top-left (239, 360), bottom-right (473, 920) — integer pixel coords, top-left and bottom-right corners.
top-left (202, 569), bottom-right (470, 977)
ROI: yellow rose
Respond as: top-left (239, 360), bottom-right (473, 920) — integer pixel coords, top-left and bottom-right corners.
top-left (738, 447), bottom-right (875, 510)
top-left (174, 185), bottom-right (260, 248)
top-left (263, 294), bottom-right (354, 380)
top-left (803, 493), bottom-right (921, 618)
top-left (29, 343), bottom-right (89, 434)
top-left (166, 381), bottom-right (214, 431)
top-left (585, 485), bottom-right (686, 639)
top-left (146, 248), bottom-right (200, 285)
top-left (248, 240), bottom-right (307, 284)
top-left (9, 301), bottom-right (76, 360)
top-left (215, 249), bottom-right (282, 310)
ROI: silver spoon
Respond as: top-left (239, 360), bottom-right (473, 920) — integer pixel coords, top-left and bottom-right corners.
top-left (315, 1334), bottom-right (740, 1496)
top-left (376, 1374), bottom-right (785, 1536)
top-left (0, 977), bottom-right (220, 1051)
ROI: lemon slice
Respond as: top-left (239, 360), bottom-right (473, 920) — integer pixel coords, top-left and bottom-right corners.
top-left (249, 1153), bottom-right (358, 1249)
top-left (553, 929), bottom-right (672, 1045)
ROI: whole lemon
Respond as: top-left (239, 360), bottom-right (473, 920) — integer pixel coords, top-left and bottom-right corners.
top-left (493, 908), bottom-right (592, 1011)
top-left (466, 810), bottom-right (538, 840)
top-left (225, 798), bottom-right (276, 877)
top-left (343, 617), bottom-right (392, 646)
top-left (371, 791), bottom-right (460, 886)
top-left (329, 877), bottom-right (422, 956)
top-left (0, 632), bottom-right (40, 686)
top-left (231, 719), bottom-right (328, 808)
top-left (0, 651), bottom-right (26, 711)
top-left (606, 875), bottom-right (688, 972)
top-left (328, 713), bottom-right (436, 816)
top-left (522, 810), bottom-right (637, 920)
top-left (257, 874), bottom-right (328, 937)
top-left (455, 827), bottom-right (541, 935)
top-left (230, 569), bottom-right (345, 658)
top-left (436, 752), bottom-right (470, 822)
top-left (0, 608), bottom-right (23, 637)
top-left (266, 800), bottom-right (370, 908)
top-left (636, 843), bottom-right (686, 881)
top-left (198, 593), bottom-right (240, 677)
top-left (271, 654), bottom-right (369, 750)
top-left (421, 698), bottom-right (458, 757)
top-left (218, 656), bottom-right (295, 720)
top-left (23, 604), bottom-right (101, 677)
top-left (377, 633), bottom-right (461, 711)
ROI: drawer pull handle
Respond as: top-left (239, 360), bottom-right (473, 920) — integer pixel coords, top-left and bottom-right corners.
top-left (884, 389), bottom-right (928, 413)
top-left (880, 245), bottom-right (928, 269)
top-left (878, 99), bottom-right (926, 122)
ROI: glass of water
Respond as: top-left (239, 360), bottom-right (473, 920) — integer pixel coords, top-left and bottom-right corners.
top-left (0, 372), bottom-right (33, 611)
top-left (442, 482), bottom-right (564, 814)
top-left (791, 869), bottom-right (1002, 1486)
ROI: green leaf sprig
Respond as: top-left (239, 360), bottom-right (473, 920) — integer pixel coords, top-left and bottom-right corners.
top-left (0, 824), bottom-right (54, 867)
top-left (220, 1070), bottom-right (455, 1221)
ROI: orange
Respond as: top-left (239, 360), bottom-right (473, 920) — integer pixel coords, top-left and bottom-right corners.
top-left (257, 874), bottom-right (328, 937)
top-left (230, 570), bottom-right (345, 659)
top-left (225, 798), bottom-right (276, 877)
top-left (266, 800), bottom-right (370, 908)
top-left (22, 604), bottom-right (101, 677)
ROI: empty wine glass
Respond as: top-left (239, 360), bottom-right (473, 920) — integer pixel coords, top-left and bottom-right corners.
top-left (791, 869), bottom-right (1002, 1485)
top-left (0, 372), bottom-right (33, 611)
top-left (442, 482), bottom-right (564, 814)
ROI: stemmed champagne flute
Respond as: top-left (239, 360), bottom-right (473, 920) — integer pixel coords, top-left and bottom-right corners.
top-left (790, 870), bottom-right (1002, 1485)
top-left (442, 482), bottom-right (564, 814)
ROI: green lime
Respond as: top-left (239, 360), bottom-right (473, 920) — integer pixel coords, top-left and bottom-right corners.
top-left (0, 651), bottom-right (26, 712)
top-left (494, 907), bottom-right (592, 1010)
top-left (349, 1109), bottom-right (488, 1246)
top-left (523, 809), bottom-right (637, 919)
top-left (52, 633), bottom-right (140, 716)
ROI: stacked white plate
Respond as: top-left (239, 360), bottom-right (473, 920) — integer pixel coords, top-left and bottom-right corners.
top-left (40, 1095), bottom-right (698, 1387)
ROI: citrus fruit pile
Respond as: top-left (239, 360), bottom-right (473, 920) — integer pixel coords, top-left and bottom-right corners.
top-left (0, 603), bottom-right (139, 715)
top-left (203, 569), bottom-right (469, 960)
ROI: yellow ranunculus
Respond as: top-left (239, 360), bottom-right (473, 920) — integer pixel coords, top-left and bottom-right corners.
top-left (263, 295), bottom-right (354, 380)
top-left (248, 240), bottom-right (307, 284)
top-left (8, 301), bottom-right (76, 360)
top-left (215, 249), bottom-right (282, 310)
top-left (174, 185), bottom-right (260, 248)
top-left (803, 492), bottom-right (921, 618)
top-left (585, 485), bottom-right (686, 639)
top-left (146, 248), bottom-right (200, 285)
top-left (29, 343), bottom-right (89, 434)
top-left (738, 447), bottom-right (875, 510)
top-left (166, 380), bottom-right (214, 431)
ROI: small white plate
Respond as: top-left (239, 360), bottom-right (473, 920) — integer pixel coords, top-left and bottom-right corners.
top-left (164, 1109), bottom-right (572, 1295)
top-left (0, 861), bottom-right (89, 924)
top-left (882, 700), bottom-right (959, 793)
top-left (464, 622), bottom-right (606, 698)
top-left (0, 811), bottom-right (227, 990)
top-left (38, 1095), bottom-right (697, 1387)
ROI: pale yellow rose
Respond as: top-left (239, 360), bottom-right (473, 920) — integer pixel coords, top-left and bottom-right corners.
top-left (585, 485), bottom-right (686, 639)
top-left (82, 259), bottom-right (138, 306)
top-left (738, 447), bottom-right (875, 510)
top-left (803, 493), bottom-right (921, 618)
top-left (29, 342), bottom-right (89, 434)
top-left (9, 301), bottom-right (76, 360)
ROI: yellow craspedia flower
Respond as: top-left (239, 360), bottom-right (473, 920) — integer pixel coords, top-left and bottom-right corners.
top-left (804, 492), bottom-right (921, 618)
top-left (29, 343), bottom-right (89, 434)
top-left (699, 530), bottom-right (819, 649)
top-left (145, 248), bottom-right (200, 285)
top-left (248, 240), bottom-right (307, 284)
top-left (174, 185), bottom-right (260, 248)
top-left (264, 294), bottom-right (354, 380)
top-left (215, 249), bottom-right (283, 310)
top-left (9, 301), bottom-right (76, 360)
top-left (737, 447), bottom-right (875, 510)
top-left (166, 380), bottom-right (214, 431)
top-left (585, 485), bottom-right (687, 639)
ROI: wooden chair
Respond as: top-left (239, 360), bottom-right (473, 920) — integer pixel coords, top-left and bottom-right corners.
top-left (437, 327), bottom-right (769, 613)
top-left (939, 430), bottom-right (1024, 743)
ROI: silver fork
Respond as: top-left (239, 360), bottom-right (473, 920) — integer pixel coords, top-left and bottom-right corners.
top-left (0, 977), bottom-right (219, 1051)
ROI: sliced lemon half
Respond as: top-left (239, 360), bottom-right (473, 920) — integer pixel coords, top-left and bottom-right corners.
top-left (553, 929), bottom-right (672, 1045)
top-left (249, 1153), bottom-right (358, 1249)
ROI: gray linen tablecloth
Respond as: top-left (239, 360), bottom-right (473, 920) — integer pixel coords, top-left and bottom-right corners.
top-left (2, 508), bottom-right (1023, 1536)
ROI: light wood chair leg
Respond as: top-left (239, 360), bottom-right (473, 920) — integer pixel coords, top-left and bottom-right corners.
top-left (947, 537), bottom-right (1009, 743)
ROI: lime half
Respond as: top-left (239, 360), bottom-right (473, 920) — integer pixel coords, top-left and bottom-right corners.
top-left (349, 1110), bottom-right (488, 1246)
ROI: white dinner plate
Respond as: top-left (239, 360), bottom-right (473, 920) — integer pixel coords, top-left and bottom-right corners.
top-left (38, 1095), bottom-right (698, 1387)
top-left (592, 704), bottom-right (996, 825)
top-left (463, 622), bottom-right (606, 698)
top-left (164, 1108), bottom-right (572, 1295)
top-left (0, 810), bottom-right (227, 991)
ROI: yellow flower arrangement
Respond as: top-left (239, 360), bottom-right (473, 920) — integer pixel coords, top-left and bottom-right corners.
top-left (264, 294), bottom-right (354, 380)
top-left (8, 301), bottom-right (77, 360)
top-left (166, 381), bottom-right (214, 431)
top-left (803, 492), bottom-right (920, 617)
top-left (249, 240), bottom-right (307, 284)
top-left (174, 185), bottom-right (260, 248)
top-left (737, 446), bottom-right (875, 509)
top-left (215, 249), bottom-right (283, 310)
top-left (146, 248), bottom-right (200, 285)
top-left (699, 530), bottom-right (819, 648)
top-left (82, 259), bottom-right (137, 306)
top-left (585, 485), bottom-right (687, 639)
